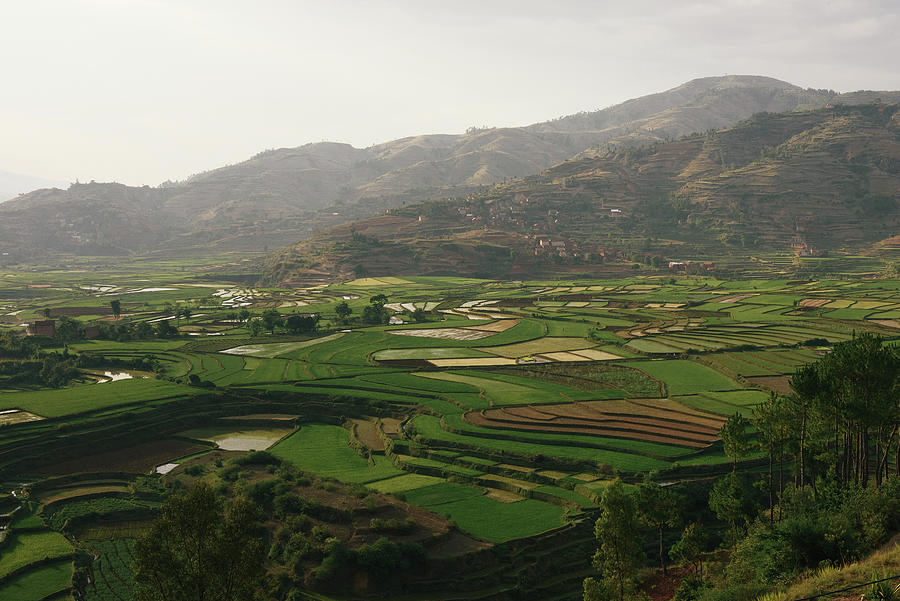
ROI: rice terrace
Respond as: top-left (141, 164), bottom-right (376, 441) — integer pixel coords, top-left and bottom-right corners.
top-left (1, 253), bottom-right (899, 600)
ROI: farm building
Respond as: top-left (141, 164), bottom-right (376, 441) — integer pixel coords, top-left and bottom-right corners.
top-left (26, 320), bottom-right (56, 337)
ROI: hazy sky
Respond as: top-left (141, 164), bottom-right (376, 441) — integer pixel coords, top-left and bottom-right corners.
top-left (2, 0), bottom-right (899, 186)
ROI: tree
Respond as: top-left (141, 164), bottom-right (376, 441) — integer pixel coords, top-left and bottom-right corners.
top-left (238, 308), bottom-right (251, 323)
top-left (55, 316), bottom-right (82, 343)
top-left (669, 522), bottom-right (707, 578)
top-left (584, 479), bottom-right (641, 601)
top-left (752, 393), bottom-right (792, 521)
top-left (788, 334), bottom-right (900, 489)
top-left (709, 473), bottom-right (757, 539)
top-left (635, 477), bottom-right (682, 575)
top-left (720, 413), bottom-right (752, 471)
top-left (135, 321), bottom-right (154, 339)
top-left (248, 317), bottom-right (263, 337)
top-left (410, 307), bottom-right (427, 322)
top-left (132, 482), bottom-right (264, 601)
top-left (261, 309), bottom-right (282, 334)
top-left (362, 296), bottom-right (390, 325)
top-left (110, 299), bottom-right (121, 320)
top-left (155, 320), bottom-right (178, 338)
top-left (180, 307), bottom-right (192, 324)
top-left (335, 301), bottom-right (352, 324)
top-left (285, 313), bottom-right (320, 334)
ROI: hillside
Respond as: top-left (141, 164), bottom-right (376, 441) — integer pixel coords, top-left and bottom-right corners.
top-left (4, 76), bottom-right (899, 259)
top-left (264, 103), bottom-right (900, 284)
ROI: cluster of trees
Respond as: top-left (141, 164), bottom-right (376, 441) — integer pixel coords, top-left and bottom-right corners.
top-left (334, 295), bottom-right (429, 325)
top-left (586, 334), bottom-right (900, 601)
top-left (132, 452), bottom-right (428, 600)
top-left (245, 310), bottom-right (321, 337)
top-left (132, 482), bottom-right (264, 601)
top-left (0, 333), bottom-right (79, 388)
top-left (91, 319), bottom-right (180, 342)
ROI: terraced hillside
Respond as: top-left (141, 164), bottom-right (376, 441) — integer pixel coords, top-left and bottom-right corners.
top-left (2, 269), bottom-right (900, 600)
top-left (266, 103), bottom-right (900, 283)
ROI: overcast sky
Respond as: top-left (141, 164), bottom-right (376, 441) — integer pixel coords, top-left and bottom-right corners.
top-left (2, 0), bottom-right (898, 186)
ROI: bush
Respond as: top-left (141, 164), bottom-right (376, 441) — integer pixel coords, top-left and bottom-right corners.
top-left (674, 575), bottom-right (710, 601)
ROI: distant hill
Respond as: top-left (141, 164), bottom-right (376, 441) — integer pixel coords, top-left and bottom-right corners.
top-left (0, 170), bottom-right (67, 203)
top-left (263, 103), bottom-right (900, 283)
top-left (3, 76), bottom-right (900, 259)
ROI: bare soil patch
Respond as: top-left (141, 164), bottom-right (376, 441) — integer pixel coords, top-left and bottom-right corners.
top-left (35, 439), bottom-right (210, 476)
top-left (745, 375), bottom-right (793, 394)
top-left (350, 419), bottom-right (385, 452)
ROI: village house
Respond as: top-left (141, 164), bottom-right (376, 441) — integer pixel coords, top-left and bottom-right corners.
top-left (26, 320), bottom-right (56, 337)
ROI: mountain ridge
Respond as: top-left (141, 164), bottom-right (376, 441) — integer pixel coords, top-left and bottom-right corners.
top-left (263, 102), bottom-right (900, 284)
top-left (3, 75), bottom-right (899, 261)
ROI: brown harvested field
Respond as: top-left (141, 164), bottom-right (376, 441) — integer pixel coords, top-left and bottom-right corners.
top-left (485, 489), bottom-right (525, 503)
top-left (40, 485), bottom-right (130, 505)
top-left (479, 337), bottom-right (594, 358)
top-left (220, 414), bottom-right (299, 422)
top-left (428, 357), bottom-right (518, 367)
top-left (569, 349), bottom-right (623, 361)
top-left (480, 474), bottom-right (540, 490)
top-left (504, 406), bottom-right (557, 421)
top-left (496, 463), bottom-right (536, 474)
top-left (612, 398), bottom-right (727, 422)
top-left (380, 417), bottom-right (403, 436)
top-left (391, 328), bottom-right (495, 341)
top-left (537, 351), bottom-right (592, 362)
top-left (718, 294), bottom-right (758, 303)
top-left (872, 320), bottom-right (900, 329)
top-left (466, 396), bottom-right (727, 448)
top-left (745, 375), bottom-right (793, 394)
top-left (464, 410), bottom-right (714, 448)
top-left (577, 400), bottom-right (726, 430)
top-left (0, 410), bottom-right (43, 425)
top-left (351, 418), bottom-right (385, 452)
top-left (34, 439), bottom-right (211, 476)
top-left (426, 530), bottom-right (490, 558)
top-left (48, 306), bottom-right (113, 317)
top-left (799, 298), bottom-right (832, 308)
top-left (478, 409), bottom-right (720, 442)
top-left (464, 319), bottom-right (519, 332)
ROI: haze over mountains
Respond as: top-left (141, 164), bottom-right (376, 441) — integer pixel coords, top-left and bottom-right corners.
top-left (0, 170), bottom-right (67, 204)
top-left (263, 102), bottom-right (900, 283)
top-left (2, 75), bottom-right (899, 261)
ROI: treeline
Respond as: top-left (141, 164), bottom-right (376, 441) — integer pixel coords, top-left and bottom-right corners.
top-left (0, 330), bottom-right (159, 388)
top-left (586, 333), bottom-right (900, 601)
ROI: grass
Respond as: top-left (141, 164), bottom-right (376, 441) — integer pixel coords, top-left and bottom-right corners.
top-left (84, 538), bottom-right (136, 601)
top-left (0, 378), bottom-right (202, 417)
top-left (402, 482), bottom-right (486, 506)
top-left (0, 531), bottom-right (73, 579)
top-left (366, 473), bottom-right (444, 494)
top-left (221, 333), bottom-right (345, 358)
top-left (622, 359), bottom-right (740, 395)
top-left (479, 337), bottom-right (595, 358)
top-left (270, 424), bottom-right (403, 483)
top-left (421, 495), bottom-right (566, 543)
top-left (488, 363), bottom-right (661, 397)
top-left (772, 543), bottom-right (900, 601)
top-left (372, 347), bottom-right (491, 360)
top-left (0, 559), bottom-right (72, 600)
top-left (415, 372), bottom-right (586, 406)
top-left (411, 415), bottom-right (675, 471)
